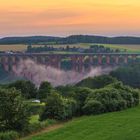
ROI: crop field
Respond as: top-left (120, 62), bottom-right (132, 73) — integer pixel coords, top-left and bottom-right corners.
top-left (0, 43), bottom-right (140, 53)
top-left (101, 44), bottom-right (140, 53)
top-left (0, 44), bottom-right (27, 51)
top-left (25, 105), bottom-right (140, 140)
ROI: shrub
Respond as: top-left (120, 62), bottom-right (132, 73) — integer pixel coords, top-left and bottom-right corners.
top-left (37, 81), bottom-right (53, 102)
top-left (82, 100), bottom-right (103, 115)
top-left (76, 75), bottom-right (118, 89)
top-left (8, 80), bottom-right (37, 99)
top-left (40, 93), bottom-right (78, 121)
top-left (0, 131), bottom-right (19, 140)
top-left (118, 90), bottom-right (134, 108)
top-left (132, 90), bottom-right (140, 106)
top-left (74, 87), bottom-right (93, 114)
top-left (21, 119), bottom-right (56, 136)
top-left (95, 88), bottom-right (126, 112)
top-left (0, 88), bottom-right (30, 132)
top-left (40, 92), bottom-right (65, 121)
top-left (28, 103), bottom-right (45, 115)
top-left (108, 82), bottom-right (140, 107)
top-left (56, 85), bottom-right (76, 98)
top-left (110, 64), bottom-right (140, 88)
top-left (62, 98), bottom-right (78, 119)
top-left (84, 87), bottom-right (127, 114)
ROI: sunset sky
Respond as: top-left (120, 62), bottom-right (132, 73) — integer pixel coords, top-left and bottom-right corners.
top-left (0, 0), bottom-right (140, 37)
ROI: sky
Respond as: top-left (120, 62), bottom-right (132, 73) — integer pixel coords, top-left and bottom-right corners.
top-left (0, 0), bottom-right (140, 37)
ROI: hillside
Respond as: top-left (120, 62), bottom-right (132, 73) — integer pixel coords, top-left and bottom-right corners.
top-left (1, 35), bottom-right (140, 44)
top-left (25, 105), bottom-right (140, 140)
top-left (0, 67), bottom-right (25, 84)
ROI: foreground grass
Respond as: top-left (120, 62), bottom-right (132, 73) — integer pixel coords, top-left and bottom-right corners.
top-left (25, 105), bottom-right (140, 140)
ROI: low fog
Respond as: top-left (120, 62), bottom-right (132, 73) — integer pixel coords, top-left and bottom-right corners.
top-left (14, 59), bottom-right (116, 87)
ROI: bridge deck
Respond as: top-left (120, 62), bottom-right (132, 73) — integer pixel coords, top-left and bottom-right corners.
top-left (0, 53), bottom-right (140, 57)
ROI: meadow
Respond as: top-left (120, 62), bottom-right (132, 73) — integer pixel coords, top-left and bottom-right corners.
top-left (24, 105), bottom-right (140, 140)
top-left (101, 44), bottom-right (140, 53)
top-left (0, 43), bottom-right (140, 53)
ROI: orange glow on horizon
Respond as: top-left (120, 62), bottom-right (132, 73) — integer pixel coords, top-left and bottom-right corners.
top-left (0, 0), bottom-right (140, 36)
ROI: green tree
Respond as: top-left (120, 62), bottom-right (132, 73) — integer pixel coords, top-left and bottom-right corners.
top-left (85, 87), bottom-right (127, 114)
top-left (74, 87), bottom-right (93, 114)
top-left (82, 100), bottom-right (103, 115)
top-left (0, 88), bottom-right (29, 132)
top-left (40, 92), bottom-right (65, 121)
top-left (40, 92), bottom-right (77, 121)
top-left (110, 64), bottom-right (140, 88)
top-left (76, 75), bottom-right (118, 89)
top-left (8, 80), bottom-right (37, 99)
top-left (37, 81), bottom-right (53, 101)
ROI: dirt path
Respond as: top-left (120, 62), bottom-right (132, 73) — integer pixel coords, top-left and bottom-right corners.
top-left (21, 123), bottom-right (64, 140)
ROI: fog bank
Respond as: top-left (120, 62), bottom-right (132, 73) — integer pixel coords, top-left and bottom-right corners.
top-left (14, 59), bottom-right (116, 87)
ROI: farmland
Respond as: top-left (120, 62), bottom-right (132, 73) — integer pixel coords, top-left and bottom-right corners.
top-left (0, 43), bottom-right (140, 53)
top-left (24, 105), bottom-right (140, 140)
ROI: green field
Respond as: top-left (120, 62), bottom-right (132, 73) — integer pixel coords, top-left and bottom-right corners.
top-left (29, 115), bottom-right (39, 124)
top-left (0, 43), bottom-right (140, 53)
top-left (25, 105), bottom-right (140, 140)
top-left (100, 44), bottom-right (140, 53)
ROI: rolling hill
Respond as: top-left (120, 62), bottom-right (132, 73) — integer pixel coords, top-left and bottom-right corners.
top-left (1, 35), bottom-right (140, 44)
top-left (24, 105), bottom-right (140, 140)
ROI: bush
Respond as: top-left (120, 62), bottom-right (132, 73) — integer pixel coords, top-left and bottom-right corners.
top-left (82, 82), bottom-right (140, 115)
top-left (0, 88), bottom-right (30, 132)
top-left (131, 89), bottom-right (140, 106)
top-left (37, 81), bottom-right (53, 102)
top-left (40, 93), bottom-right (78, 121)
top-left (84, 87), bottom-right (127, 114)
top-left (74, 87), bottom-right (93, 114)
top-left (76, 75), bottom-right (117, 89)
top-left (62, 98), bottom-right (78, 119)
top-left (28, 103), bottom-right (45, 115)
top-left (82, 100), bottom-right (103, 115)
top-left (118, 90), bottom-right (134, 108)
top-left (0, 131), bottom-right (19, 140)
top-left (8, 80), bottom-right (37, 99)
top-left (40, 92), bottom-right (65, 121)
top-left (110, 64), bottom-right (140, 88)
top-left (108, 82), bottom-right (140, 107)
top-left (56, 85), bottom-right (76, 98)
top-left (24, 119), bottom-right (56, 135)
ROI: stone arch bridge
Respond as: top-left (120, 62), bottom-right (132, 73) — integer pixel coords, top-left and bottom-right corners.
top-left (0, 53), bottom-right (140, 73)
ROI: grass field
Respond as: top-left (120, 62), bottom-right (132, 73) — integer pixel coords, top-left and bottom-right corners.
top-left (25, 105), bottom-right (140, 140)
top-left (0, 44), bottom-right (27, 51)
top-left (0, 43), bottom-right (140, 53)
top-left (101, 44), bottom-right (140, 53)
top-left (29, 115), bottom-right (39, 124)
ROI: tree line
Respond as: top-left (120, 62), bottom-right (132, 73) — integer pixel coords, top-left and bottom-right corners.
top-left (26, 44), bottom-right (118, 53)
top-left (1, 35), bottom-right (140, 44)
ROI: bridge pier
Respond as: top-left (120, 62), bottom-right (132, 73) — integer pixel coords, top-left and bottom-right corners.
top-left (48, 55), bottom-right (61, 69)
top-left (106, 55), bottom-right (110, 64)
top-left (71, 56), bottom-right (78, 71)
top-left (1, 56), bottom-right (9, 72)
top-left (115, 56), bottom-right (119, 64)
top-left (78, 56), bottom-right (85, 72)
top-left (98, 55), bottom-right (102, 65)
top-left (124, 55), bottom-right (128, 64)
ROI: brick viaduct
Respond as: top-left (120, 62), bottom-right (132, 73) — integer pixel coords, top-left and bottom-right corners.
top-left (0, 53), bottom-right (140, 73)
